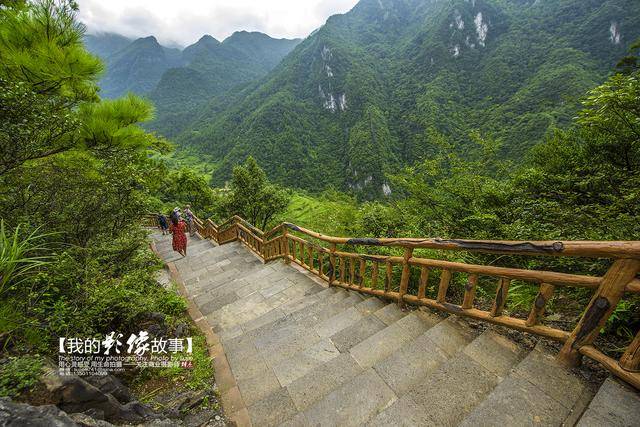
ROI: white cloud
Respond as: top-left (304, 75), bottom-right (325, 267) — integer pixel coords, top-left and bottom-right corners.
top-left (77, 0), bottom-right (359, 47)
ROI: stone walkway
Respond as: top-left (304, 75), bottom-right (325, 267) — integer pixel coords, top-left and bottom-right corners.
top-left (150, 231), bottom-right (640, 427)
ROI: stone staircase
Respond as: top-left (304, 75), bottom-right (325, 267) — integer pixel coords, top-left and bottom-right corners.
top-left (150, 231), bottom-right (640, 427)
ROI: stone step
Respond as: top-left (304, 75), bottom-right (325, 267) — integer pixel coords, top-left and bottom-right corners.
top-left (372, 316), bottom-right (475, 396)
top-left (328, 297), bottom-right (390, 353)
top-left (302, 368), bottom-right (396, 427)
top-left (239, 286), bottom-right (336, 334)
top-left (264, 298), bottom-right (377, 389)
top-left (249, 300), bottom-right (431, 425)
top-left (577, 376), bottom-right (640, 426)
top-left (252, 294), bottom-right (367, 368)
top-left (184, 249), bottom-right (258, 272)
top-left (295, 292), bottom-right (366, 330)
top-left (330, 314), bottom-right (387, 353)
top-left (372, 303), bottom-right (407, 326)
top-left (190, 265), bottom-right (273, 302)
top-left (349, 310), bottom-right (440, 369)
top-left (369, 327), bottom-right (525, 426)
top-left (207, 282), bottom-right (328, 339)
top-left (285, 353), bottom-right (364, 412)
top-left (314, 306), bottom-right (365, 338)
top-left (270, 337), bottom-right (341, 387)
top-left (213, 279), bottom-right (326, 338)
top-left (157, 237), bottom-right (213, 255)
top-left (459, 343), bottom-right (591, 427)
top-left (355, 297), bottom-right (386, 315)
top-left (234, 293), bottom-right (381, 425)
top-left (222, 289), bottom-right (343, 370)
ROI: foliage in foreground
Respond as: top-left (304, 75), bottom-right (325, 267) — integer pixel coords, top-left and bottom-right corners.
top-left (0, 355), bottom-right (43, 398)
top-left (0, 0), bottom-right (205, 401)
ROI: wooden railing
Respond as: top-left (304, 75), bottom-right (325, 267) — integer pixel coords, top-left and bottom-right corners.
top-left (147, 213), bottom-right (640, 389)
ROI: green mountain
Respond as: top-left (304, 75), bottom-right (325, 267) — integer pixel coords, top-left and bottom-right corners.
top-left (90, 35), bottom-right (183, 98)
top-left (174, 0), bottom-right (640, 198)
top-left (84, 32), bottom-right (132, 58)
top-left (85, 31), bottom-right (300, 136)
top-left (147, 32), bottom-right (301, 137)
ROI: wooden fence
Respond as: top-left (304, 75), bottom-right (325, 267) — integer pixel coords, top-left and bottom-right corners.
top-left (147, 213), bottom-right (640, 389)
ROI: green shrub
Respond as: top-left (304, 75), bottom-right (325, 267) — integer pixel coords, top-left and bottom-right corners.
top-left (0, 356), bottom-right (43, 398)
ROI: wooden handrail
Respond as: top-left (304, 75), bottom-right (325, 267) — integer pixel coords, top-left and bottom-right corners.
top-left (146, 212), bottom-right (640, 389)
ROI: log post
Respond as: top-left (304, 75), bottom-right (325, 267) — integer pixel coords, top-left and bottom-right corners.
top-left (385, 261), bottom-right (393, 293)
top-left (462, 273), bottom-right (478, 310)
top-left (319, 251), bottom-right (324, 278)
top-left (398, 248), bottom-right (414, 308)
top-left (293, 240), bottom-right (298, 263)
top-left (436, 270), bottom-right (452, 304)
top-left (526, 283), bottom-right (555, 326)
top-left (349, 258), bottom-right (356, 286)
top-left (340, 256), bottom-right (346, 284)
top-left (359, 259), bottom-right (366, 288)
top-left (299, 242), bottom-right (306, 268)
top-left (372, 262), bottom-right (379, 290)
top-left (418, 266), bottom-right (429, 299)
top-left (558, 259), bottom-right (640, 368)
top-left (328, 243), bottom-right (337, 286)
top-left (620, 330), bottom-right (640, 372)
top-left (490, 278), bottom-right (511, 317)
top-left (283, 232), bottom-right (290, 264)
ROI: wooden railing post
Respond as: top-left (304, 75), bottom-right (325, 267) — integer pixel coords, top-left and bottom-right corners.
top-left (349, 258), bottom-right (356, 286)
top-left (620, 330), bottom-right (640, 372)
top-left (418, 266), bottom-right (429, 299)
top-left (283, 230), bottom-right (290, 264)
top-left (558, 259), bottom-right (640, 368)
top-left (436, 270), bottom-right (452, 304)
top-left (462, 273), bottom-right (478, 309)
top-left (490, 278), bottom-right (511, 317)
top-left (371, 262), bottom-right (379, 289)
top-left (384, 261), bottom-right (393, 294)
top-left (398, 248), bottom-right (413, 308)
top-left (526, 283), bottom-right (555, 327)
top-left (328, 243), bottom-right (337, 286)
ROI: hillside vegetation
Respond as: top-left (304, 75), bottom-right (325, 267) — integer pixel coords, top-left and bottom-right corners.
top-left (171, 0), bottom-right (640, 199)
top-left (85, 31), bottom-right (300, 138)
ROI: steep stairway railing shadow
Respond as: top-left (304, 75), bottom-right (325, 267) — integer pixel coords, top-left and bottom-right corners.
top-left (146, 213), bottom-right (640, 390)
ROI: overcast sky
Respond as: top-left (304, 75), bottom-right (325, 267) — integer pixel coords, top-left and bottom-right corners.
top-left (78, 0), bottom-right (360, 47)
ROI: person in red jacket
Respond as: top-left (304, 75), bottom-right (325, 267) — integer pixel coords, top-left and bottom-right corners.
top-left (169, 215), bottom-right (188, 257)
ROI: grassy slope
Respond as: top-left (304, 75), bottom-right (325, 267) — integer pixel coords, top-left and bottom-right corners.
top-left (276, 193), bottom-right (360, 236)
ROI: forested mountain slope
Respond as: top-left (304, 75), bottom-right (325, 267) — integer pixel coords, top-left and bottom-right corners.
top-left (95, 35), bottom-right (183, 99)
top-left (84, 32), bottom-right (132, 58)
top-left (84, 31), bottom-right (301, 137)
top-left (147, 32), bottom-right (301, 137)
top-left (174, 0), bottom-right (640, 197)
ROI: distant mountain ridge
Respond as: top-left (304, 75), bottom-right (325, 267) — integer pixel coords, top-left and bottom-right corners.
top-left (84, 30), bottom-right (301, 136)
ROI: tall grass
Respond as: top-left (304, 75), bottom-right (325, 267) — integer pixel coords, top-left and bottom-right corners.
top-left (0, 221), bottom-right (54, 296)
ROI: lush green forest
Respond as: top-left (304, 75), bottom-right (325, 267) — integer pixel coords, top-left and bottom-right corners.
top-left (169, 0), bottom-right (640, 198)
